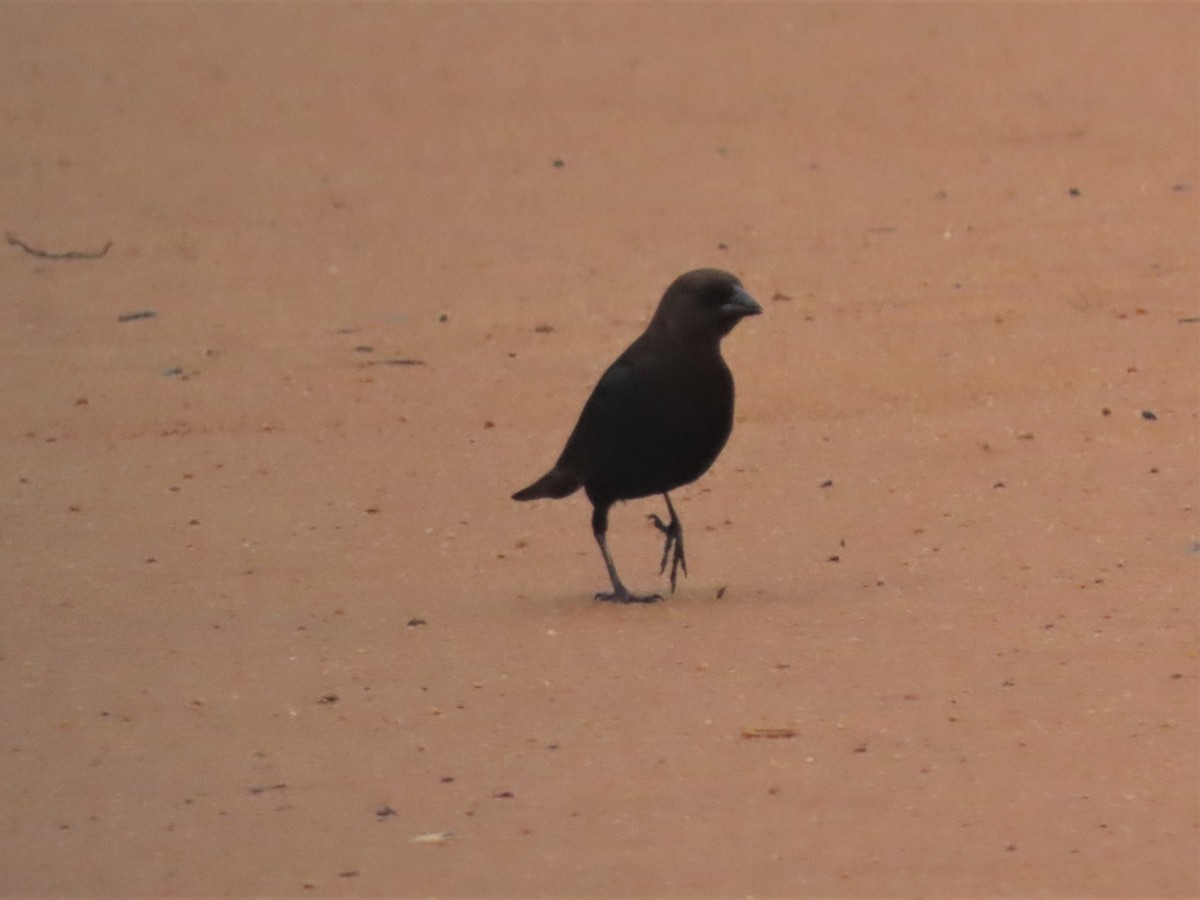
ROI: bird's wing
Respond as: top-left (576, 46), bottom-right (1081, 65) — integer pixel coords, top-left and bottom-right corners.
top-left (557, 352), bottom-right (654, 472)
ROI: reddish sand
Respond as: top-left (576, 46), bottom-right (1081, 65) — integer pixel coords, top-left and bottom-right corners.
top-left (2, 4), bottom-right (1197, 896)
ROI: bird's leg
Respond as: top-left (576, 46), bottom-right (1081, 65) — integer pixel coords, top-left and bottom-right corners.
top-left (647, 492), bottom-right (687, 593)
top-left (592, 504), bottom-right (662, 603)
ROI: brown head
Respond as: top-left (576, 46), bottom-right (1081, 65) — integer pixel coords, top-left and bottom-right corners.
top-left (646, 268), bottom-right (762, 343)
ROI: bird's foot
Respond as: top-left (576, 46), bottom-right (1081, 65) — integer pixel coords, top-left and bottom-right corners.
top-left (594, 589), bottom-right (664, 604)
top-left (648, 511), bottom-right (687, 593)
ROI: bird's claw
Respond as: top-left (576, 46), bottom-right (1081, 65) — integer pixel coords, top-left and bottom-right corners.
top-left (647, 512), bottom-right (687, 593)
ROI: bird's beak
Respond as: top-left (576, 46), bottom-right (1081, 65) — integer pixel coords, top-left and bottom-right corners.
top-left (722, 285), bottom-right (763, 319)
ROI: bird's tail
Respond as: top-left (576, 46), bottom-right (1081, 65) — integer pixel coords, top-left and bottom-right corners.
top-left (512, 467), bottom-right (581, 501)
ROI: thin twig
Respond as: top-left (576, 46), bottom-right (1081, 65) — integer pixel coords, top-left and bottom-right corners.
top-left (6, 232), bottom-right (112, 260)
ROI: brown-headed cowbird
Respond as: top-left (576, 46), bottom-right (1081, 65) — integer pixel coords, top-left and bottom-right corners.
top-left (512, 268), bottom-right (761, 602)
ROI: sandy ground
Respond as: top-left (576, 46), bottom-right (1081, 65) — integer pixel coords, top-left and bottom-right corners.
top-left (2, 3), bottom-right (1197, 897)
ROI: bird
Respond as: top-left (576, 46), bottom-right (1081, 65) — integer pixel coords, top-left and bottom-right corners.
top-left (512, 268), bottom-right (761, 602)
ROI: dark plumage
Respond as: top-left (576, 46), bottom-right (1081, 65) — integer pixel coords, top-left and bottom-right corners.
top-left (512, 268), bottom-right (762, 602)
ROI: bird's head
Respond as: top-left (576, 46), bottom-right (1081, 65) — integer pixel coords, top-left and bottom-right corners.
top-left (649, 268), bottom-right (763, 342)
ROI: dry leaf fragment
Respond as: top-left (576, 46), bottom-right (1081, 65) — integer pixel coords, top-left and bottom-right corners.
top-left (411, 831), bottom-right (454, 844)
top-left (742, 727), bottom-right (797, 739)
